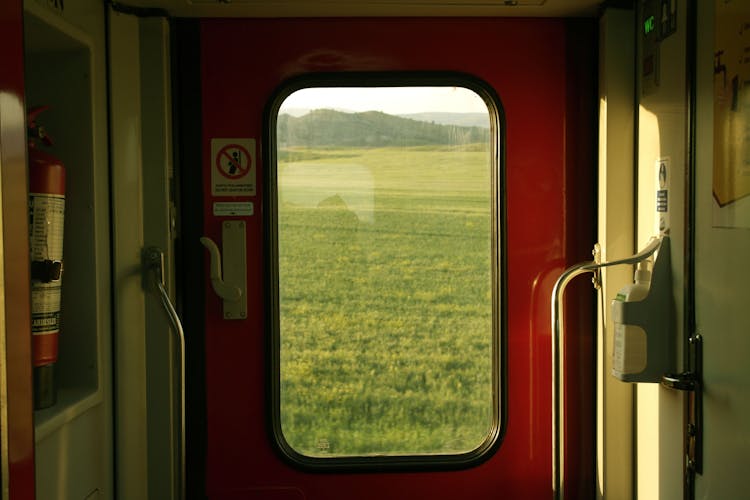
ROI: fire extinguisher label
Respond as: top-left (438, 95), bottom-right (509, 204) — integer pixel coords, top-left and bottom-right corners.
top-left (31, 288), bottom-right (62, 334)
top-left (29, 193), bottom-right (65, 336)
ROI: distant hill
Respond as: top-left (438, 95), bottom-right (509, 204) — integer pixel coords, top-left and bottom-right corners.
top-left (281, 107), bottom-right (355, 117)
top-left (277, 109), bottom-right (489, 148)
top-left (398, 112), bottom-right (490, 129)
top-left (280, 107), bottom-right (313, 117)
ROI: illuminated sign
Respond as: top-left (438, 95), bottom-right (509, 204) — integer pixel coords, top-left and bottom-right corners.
top-left (644, 15), bottom-right (656, 36)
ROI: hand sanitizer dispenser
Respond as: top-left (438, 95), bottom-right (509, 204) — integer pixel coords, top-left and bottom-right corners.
top-left (611, 237), bottom-right (674, 383)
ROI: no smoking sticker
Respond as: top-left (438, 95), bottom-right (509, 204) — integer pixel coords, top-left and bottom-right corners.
top-left (211, 138), bottom-right (256, 196)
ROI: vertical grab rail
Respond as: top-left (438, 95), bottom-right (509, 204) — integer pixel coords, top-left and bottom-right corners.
top-left (551, 237), bottom-right (663, 499)
top-left (143, 247), bottom-right (186, 500)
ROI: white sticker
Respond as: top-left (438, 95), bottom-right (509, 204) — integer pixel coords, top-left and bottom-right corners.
top-left (213, 201), bottom-right (254, 217)
top-left (656, 157), bottom-right (670, 235)
top-left (31, 285), bottom-right (62, 335)
top-left (211, 138), bottom-right (256, 197)
top-left (29, 193), bottom-right (65, 261)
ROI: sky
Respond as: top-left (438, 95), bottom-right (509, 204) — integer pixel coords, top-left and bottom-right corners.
top-left (279, 86), bottom-right (489, 115)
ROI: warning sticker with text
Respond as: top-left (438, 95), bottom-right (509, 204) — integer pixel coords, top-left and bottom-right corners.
top-left (211, 138), bottom-right (256, 197)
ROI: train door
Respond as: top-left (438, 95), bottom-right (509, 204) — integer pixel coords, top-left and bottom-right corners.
top-left (176, 17), bottom-right (596, 499)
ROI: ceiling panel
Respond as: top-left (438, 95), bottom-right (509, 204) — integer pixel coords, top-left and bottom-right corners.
top-left (119, 0), bottom-right (605, 18)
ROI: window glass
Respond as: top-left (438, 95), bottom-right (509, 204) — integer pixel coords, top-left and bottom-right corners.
top-left (272, 83), bottom-right (499, 461)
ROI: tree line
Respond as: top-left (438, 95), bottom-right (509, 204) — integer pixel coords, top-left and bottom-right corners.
top-left (277, 109), bottom-right (489, 148)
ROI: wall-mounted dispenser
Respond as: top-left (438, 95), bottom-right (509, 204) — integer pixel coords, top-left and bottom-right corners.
top-left (611, 236), bottom-right (674, 383)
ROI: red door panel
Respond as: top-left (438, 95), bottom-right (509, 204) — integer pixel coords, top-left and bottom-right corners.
top-left (0, 0), bottom-right (36, 498)
top-left (198, 18), bottom-right (594, 499)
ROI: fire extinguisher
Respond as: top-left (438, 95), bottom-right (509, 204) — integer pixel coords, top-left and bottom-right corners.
top-left (27, 106), bottom-right (65, 410)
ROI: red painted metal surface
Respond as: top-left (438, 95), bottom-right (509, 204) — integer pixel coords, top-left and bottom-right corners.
top-left (0, 0), bottom-right (36, 498)
top-left (562, 20), bottom-right (597, 500)
top-left (200, 18), bottom-right (594, 499)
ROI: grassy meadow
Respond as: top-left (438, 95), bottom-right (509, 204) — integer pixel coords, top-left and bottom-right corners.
top-left (277, 145), bottom-right (495, 457)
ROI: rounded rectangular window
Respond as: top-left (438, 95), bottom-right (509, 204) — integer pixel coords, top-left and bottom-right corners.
top-left (266, 74), bottom-right (504, 469)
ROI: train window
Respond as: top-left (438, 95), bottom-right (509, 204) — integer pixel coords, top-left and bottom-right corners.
top-left (266, 75), bottom-right (504, 469)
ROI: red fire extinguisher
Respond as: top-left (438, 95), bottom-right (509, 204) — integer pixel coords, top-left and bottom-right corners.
top-left (27, 106), bottom-right (65, 410)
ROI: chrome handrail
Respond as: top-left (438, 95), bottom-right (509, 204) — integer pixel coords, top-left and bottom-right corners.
top-left (144, 246), bottom-right (186, 500)
top-left (551, 237), bottom-right (662, 499)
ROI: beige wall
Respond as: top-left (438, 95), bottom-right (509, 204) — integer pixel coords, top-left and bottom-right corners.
top-left (694, 1), bottom-right (750, 497)
top-left (598, 8), bottom-right (635, 499)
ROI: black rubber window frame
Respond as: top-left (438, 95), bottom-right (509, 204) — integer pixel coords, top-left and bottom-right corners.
top-left (263, 71), bottom-right (507, 472)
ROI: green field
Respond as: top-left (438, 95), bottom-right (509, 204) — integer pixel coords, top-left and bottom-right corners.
top-left (277, 145), bottom-right (495, 457)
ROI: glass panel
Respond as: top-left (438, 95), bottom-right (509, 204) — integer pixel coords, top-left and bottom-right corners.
top-left (275, 85), bottom-right (496, 458)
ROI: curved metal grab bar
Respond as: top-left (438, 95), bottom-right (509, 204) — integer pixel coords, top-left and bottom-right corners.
top-left (143, 246), bottom-right (186, 500)
top-left (551, 236), bottom-right (663, 499)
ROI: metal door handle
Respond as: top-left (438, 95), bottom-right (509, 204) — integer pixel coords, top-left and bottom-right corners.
top-left (199, 236), bottom-right (242, 301)
top-left (200, 221), bottom-right (247, 320)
